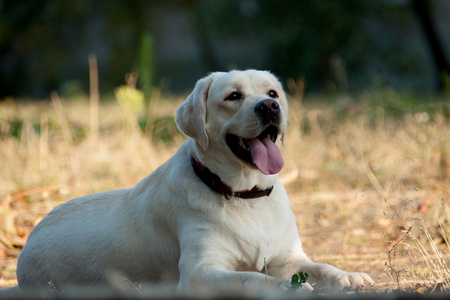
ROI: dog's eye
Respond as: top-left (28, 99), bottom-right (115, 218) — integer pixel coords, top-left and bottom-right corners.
top-left (268, 90), bottom-right (278, 99)
top-left (225, 91), bottom-right (243, 101)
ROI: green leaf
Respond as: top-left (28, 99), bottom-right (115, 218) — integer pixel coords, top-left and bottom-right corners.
top-left (299, 271), bottom-right (309, 282)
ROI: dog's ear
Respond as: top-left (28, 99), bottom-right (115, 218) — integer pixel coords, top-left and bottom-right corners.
top-left (175, 75), bottom-right (213, 151)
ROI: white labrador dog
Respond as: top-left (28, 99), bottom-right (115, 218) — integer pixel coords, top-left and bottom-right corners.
top-left (15, 70), bottom-right (373, 294)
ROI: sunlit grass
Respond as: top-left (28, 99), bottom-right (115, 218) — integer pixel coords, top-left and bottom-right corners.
top-left (0, 85), bottom-right (449, 293)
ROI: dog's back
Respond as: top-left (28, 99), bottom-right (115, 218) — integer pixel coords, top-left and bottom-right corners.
top-left (15, 150), bottom-right (189, 291)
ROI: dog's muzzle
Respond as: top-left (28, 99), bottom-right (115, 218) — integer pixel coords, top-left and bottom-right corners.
top-left (226, 99), bottom-right (284, 175)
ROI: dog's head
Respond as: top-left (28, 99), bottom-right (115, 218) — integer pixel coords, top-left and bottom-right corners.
top-left (176, 70), bottom-right (288, 176)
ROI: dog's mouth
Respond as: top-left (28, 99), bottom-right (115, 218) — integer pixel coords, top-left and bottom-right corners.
top-left (225, 125), bottom-right (284, 175)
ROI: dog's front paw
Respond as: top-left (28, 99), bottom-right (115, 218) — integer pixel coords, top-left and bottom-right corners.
top-left (329, 271), bottom-right (374, 291)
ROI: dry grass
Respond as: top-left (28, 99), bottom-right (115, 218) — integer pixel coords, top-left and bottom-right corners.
top-left (0, 84), bottom-right (449, 294)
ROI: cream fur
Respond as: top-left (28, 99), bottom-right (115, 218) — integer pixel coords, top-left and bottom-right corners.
top-left (15, 70), bottom-right (373, 294)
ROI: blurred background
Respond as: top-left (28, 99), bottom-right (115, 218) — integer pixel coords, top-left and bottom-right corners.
top-left (1, 0), bottom-right (450, 291)
top-left (1, 0), bottom-right (449, 99)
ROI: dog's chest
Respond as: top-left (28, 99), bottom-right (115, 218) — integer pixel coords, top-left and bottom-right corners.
top-left (234, 239), bottom-right (276, 273)
top-left (221, 200), bottom-right (285, 272)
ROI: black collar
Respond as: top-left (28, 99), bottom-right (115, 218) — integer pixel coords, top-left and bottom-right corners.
top-left (191, 156), bottom-right (274, 200)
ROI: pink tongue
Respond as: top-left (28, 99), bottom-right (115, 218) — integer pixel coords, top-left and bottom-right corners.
top-left (245, 136), bottom-right (284, 175)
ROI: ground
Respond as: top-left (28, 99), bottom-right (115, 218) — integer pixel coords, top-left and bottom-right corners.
top-left (1, 89), bottom-right (449, 295)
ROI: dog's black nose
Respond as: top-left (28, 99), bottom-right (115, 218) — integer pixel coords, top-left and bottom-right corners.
top-left (255, 99), bottom-right (280, 124)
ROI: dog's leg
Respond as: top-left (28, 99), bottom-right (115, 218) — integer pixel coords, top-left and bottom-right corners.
top-left (177, 266), bottom-right (312, 293)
